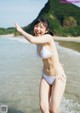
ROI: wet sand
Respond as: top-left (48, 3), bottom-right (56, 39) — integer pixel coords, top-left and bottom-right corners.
top-left (0, 34), bottom-right (14, 37)
top-left (53, 36), bottom-right (80, 43)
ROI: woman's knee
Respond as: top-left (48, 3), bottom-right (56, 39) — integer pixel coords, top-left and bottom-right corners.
top-left (40, 102), bottom-right (49, 113)
top-left (50, 105), bottom-right (59, 113)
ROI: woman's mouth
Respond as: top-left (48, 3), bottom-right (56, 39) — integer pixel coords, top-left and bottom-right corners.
top-left (35, 32), bottom-right (42, 36)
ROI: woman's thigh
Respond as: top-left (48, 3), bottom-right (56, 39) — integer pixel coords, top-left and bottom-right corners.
top-left (50, 75), bottom-right (66, 109)
top-left (39, 77), bottom-right (51, 109)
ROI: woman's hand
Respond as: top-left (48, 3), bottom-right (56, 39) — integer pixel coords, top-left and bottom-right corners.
top-left (57, 74), bottom-right (66, 83)
top-left (14, 21), bottom-right (23, 33)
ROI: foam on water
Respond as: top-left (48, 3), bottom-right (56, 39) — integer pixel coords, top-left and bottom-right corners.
top-left (56, 42), bottom-right (80, 56)
top-left (3, 37), bottom-right (80, 57)
top-left (2, 36), bottom-right (29, 44)
top-left (60, 97), bottom-right (80, 113)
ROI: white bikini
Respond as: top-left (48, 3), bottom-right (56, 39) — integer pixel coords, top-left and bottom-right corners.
top-left (37, 46), bottom-right (53, 59)
top-left (37, 46), bottom-right (56, 85)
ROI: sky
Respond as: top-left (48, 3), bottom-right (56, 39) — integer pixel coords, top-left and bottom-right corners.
top-left (0, 0), bottom-right (80, 28)
top-left (0, 0), bottom-right (48, 28)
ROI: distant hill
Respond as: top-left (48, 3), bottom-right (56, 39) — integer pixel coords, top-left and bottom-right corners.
top-left (24, 0), bottom-right (80, 36)
top-left (0, 27), bottom-right (16, 35)
top-left (1, 0), bottom-right (80, 36)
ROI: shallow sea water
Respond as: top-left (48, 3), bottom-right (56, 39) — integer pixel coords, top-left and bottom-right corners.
top-left (0, 37), bottom-right (80, 113)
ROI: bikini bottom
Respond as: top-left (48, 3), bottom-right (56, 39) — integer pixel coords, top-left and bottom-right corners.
top-left (42, 73), bottom-right (56, 85)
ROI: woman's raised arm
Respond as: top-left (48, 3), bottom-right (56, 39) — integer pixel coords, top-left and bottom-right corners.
top-left (14, 21), bottom-right (53, 44)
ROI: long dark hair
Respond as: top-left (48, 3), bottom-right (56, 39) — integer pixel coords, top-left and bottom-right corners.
top-left (34, 18), bottom-right (53, 36)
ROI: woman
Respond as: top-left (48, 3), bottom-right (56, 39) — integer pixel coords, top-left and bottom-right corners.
top-left (15, 18), bottom-right (66, 113)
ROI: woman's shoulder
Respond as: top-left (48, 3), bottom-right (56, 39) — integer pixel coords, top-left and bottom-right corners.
top-left (44, 34), bottom-right (53, 38)
top-left (43, 34), bottom-right (54, 45)
top-left (46, 34), bottom-right (54, 41)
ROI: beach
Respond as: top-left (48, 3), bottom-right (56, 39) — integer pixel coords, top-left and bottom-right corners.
top-left (0, 34), bottom-right (80, 43)
top-left (53, 36), bottom-right (80, 43)
top-left (0, 34), bottom-right (14, 37)
top-left (0, 36), bottom-right (80, 113)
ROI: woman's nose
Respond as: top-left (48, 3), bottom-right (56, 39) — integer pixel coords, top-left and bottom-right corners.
top-left (37, 26), bottom-right (40, 31)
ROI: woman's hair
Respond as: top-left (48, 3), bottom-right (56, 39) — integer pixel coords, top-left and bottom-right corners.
top-left (34, 18), bottom-right (53, 36)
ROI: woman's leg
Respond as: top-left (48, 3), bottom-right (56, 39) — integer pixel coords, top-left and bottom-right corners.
top-left (50, 75), bottom-right (66, 113)
top-left (39, 77), bottom-right (51, 113)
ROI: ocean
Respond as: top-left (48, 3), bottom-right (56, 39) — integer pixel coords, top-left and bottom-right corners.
top-left (0, 36), bottom-right (80, 113)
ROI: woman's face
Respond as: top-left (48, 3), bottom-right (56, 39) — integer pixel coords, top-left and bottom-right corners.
top-left (34, 22), bottom-right (48, 36)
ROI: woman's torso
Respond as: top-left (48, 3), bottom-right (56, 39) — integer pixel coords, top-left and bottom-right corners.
top-left (37, 41), bottom-right (65, 77)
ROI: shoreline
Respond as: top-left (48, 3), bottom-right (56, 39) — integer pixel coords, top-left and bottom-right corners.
top-left (0, 34), bottom-right (80, 43)
top-left (0, 34), bottom-right (14, 37)
top-left (53, 36), bottom-right (80, 43)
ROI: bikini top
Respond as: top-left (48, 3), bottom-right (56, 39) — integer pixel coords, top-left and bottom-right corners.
top-left (37, 46), bottom-right (53, 59)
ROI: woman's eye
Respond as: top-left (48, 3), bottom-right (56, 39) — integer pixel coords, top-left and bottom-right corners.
top-left (40, 26), bottom-right (44, 29)
top-left (35, 25), bottom-right (38, 27)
